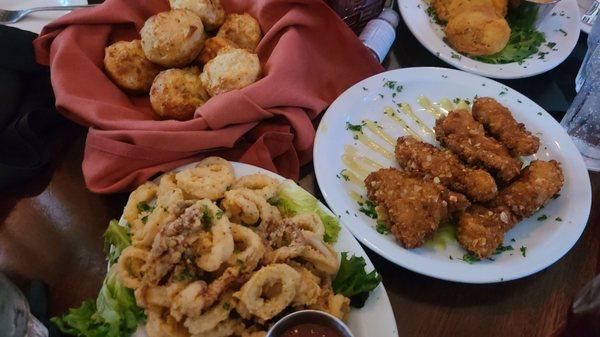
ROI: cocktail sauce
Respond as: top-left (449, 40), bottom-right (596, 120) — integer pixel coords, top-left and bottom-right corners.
top-left (279, 323), bottom-right (343, 337)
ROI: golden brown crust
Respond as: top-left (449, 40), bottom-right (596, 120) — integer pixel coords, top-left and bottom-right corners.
top-left (445, 7), bottom-right (510, 56)
top-left (104, 40), bottom-right (162, 93)
top-left (493, 160), bottom-right (564, 219)
top-left (200, 48), bottom-right (261, 96)
top-left (169, 0), bottom-right (225, 31)
top-left (150, 67), bottom-right (209, 121)
top-left (140, 9), bottom-right (205, 67)
top-left (472, 97), bottom-right (540, 156)
top-left (365, 168), bottom-right (469, 248)
top-left (435, 109), bottom-right (522, 183)
top-left (457, 205), bottom-right (517, 258)
top-left (198, 37), bottom-right (239, 64)
top-left (216, 13), bottom-right (262, 52)
top-left (395, 136), bottom-right (498, 202)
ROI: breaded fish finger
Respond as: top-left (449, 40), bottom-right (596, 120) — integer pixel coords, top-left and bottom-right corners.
top-left (457, 205), bottom-right (518, 258)
top-left (493, 160), bottom-right (564, 219)
top-left (395, 136), bottom-right (498, 202)
top-left (472, 97), bottom-right (540, 156)
top-left (365, 168), bottom-right (469, 248)
top-left (434, 109), bottom-right (522, 183)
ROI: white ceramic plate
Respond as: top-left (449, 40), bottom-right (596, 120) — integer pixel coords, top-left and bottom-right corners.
top-left (398, 0), bottom-right (581, 79)
top-left (2, 0), bottom-right (87, 34)
top-left (313, 67), bottom-right (592, 284)
top-left (119, 161), bottom-right (398, 337)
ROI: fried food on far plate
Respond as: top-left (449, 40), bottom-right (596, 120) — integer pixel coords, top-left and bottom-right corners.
top-left (493, 160), bottom-right (564, 219)
top-left (472, 97), bottom-right (540, 156)
top-left (445, 6), bottom-right (511, 56)
top-left (395, 136), bottom-right (498, 202)
top-left (457, 204), bottom-right (518, 258)
top-left (365, 168), bottom-right (469, 248)
top-left (103, 40), bottom-right (162, 93)
top-left (435, 109), bottom-right (522, 183)
top-left (433, 0), bottom-right (508, 22)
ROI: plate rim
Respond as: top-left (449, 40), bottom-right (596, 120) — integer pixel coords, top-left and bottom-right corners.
top-left (313, 66), bottom-right (592, 284)
top-left (397, 0), bottom-right (582, 79)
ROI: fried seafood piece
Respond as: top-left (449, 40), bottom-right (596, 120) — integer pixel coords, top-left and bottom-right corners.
top-left (435, 109), bottom-right (522, 183)
top-left (457, 205), bottom-right (517, 258)
top-left (434, 0), bottom-right (507, 22)
top-left (365, 168), bottom-right (469, 248)
top-left (445, 6), bottom-right (510, 56)
top-left (395, 136), bottom-right (498, 202)
top-left (472, 97), bottom-right (540, 156)
top-left (493, 160), bottom-right (564, 219)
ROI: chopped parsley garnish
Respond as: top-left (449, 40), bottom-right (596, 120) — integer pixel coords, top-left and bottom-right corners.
top-left (137, 201), bottom-right (154, 213)
top-left (546, 42), bottom-right (556, 48)
top-left (556, 28), bottom-right (567, 36)
top-left (461, 253), bottom-right (480, 264)
top-left (215, 210), bottom-right (224, 219)
top-left (499, 91), bottom-right (507, 96)
top-left (538, 51), bottom-right (549, 59)
top-left (537, 112), bottom-right (543, 116)
top-left (267, 197), bottom-right (280, 206)
top-left (375, 221), bottom-right (390, 235)
top-left (555, 217), bottom-right (562, 222)
top-left (378, 93), bottom-right (384, 98)
top-left (223, 302), bottom-right (231, 310)
top-left (537, 214), bottom-right (547, 221)
top-left (201, 206), bottom-right (213, 230)
top-left (493, 244), bottom-right (514, 255)
top-left (175, 267), bottom-right (193, 281)
top-left (449, 255), bottom-right (454, 260)
top-left (358, 200), bottom-right (378, 219)
top-left (552, 193), bottom-right (560, 199)
top-left (141, 215), bottom-right (149, 224)
top-left (520, 246), bottom-right (527, 257)
top-left (511, 238), bottom-right (516, 242)
top-left (339, 169), bottom-right (350, 181)
top-left (453, 97), bottom-right (461, 104)
top-left (425, 6), bottom-right (444, 24)
top-left (451, 52), bottom-right (462, 60)
top-left (345, 121), bottom-right (364, 132)
top-left (362, 87), bottom-right (368, 91)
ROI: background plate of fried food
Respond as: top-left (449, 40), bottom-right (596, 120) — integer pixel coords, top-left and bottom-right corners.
top-left (398, 0), bottom-right (581, 79)
top-left (313, 67), bottom-right (591, 283)
top-left (51, 159), bottom-right (398, 337)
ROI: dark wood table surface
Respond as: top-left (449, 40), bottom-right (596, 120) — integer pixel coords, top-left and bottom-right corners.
top-left (1, 3), bottom-right (600, 337)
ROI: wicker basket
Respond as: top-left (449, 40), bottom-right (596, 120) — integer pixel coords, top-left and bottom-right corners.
top-left (325, 0), bottom-right (386, 33)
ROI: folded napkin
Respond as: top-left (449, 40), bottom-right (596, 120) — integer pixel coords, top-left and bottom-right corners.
top-left (0, 25), bottom-right (63, 190)
top-left (33, 0), bottom-right (383, 193)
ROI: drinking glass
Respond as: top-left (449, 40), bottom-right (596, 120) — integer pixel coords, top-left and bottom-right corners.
top-left (0, 273), bottom-right (48, 337)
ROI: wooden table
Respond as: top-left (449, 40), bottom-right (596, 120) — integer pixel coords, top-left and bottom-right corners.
top-left (1, 4), bottom-right (599, 337)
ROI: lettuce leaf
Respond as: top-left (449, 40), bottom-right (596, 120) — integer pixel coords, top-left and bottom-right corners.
top-left (474, 2), bottom-right (545, 64)
top-left (332, 252), bottom-right (382, 308)
top-left (103, 219), bottom-right (131, 264)
top-left (51, 221), bottom-right (145, 337)
top-left (276, 180), bottom-right (341, 243)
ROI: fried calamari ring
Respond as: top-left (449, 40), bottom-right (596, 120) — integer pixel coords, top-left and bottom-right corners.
top-left (235, 264), bottom-right (301, 321)
top-left (326, 294), bottom-right (351, 320)
top-left (171, 266), bottom-right (240, 320)
top-left (227, 223), bottom-right (265, 272)
top-left (286, 213), bottom-right (325, 240)
top-left (194, 199), bottom-right (234, 272)
top-left (176, 157), bottom-right (234, 201)
top-left (300, 233), bottom-right (339, 275)
top-left (117, 247), bottom-right (148, 289)
top-left (202, 318), bottom-right (245, 337)
top-left (134, 281), bottom-right (189, 310)
top-left (230, 173), bottom-right (279, 200)
top-left (221, 189), bottom-right (281, 226)
top-left (132, 206), bottom-right (174, 248)
top-left (123, 182), bottom-right (157, 232)
top-left (145, 309), bottom-right (190, 337)
top-left (261, 245), bottom-right (305, 265)
top-left (183, 293), bottom-right (236, 334)
top-left (291, 265), bottom-right (321, 307)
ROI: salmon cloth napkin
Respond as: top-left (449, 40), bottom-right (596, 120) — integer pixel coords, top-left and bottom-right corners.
top-left (33, 0), bottom-right (383, 193)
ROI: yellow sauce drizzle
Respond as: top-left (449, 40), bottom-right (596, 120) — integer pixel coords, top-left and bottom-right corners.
top-left (438, 98), bottom-right (454, 114)
top-left (383, 107), bottom-right (422, 140)
top-left (340, 167), bottom-right (364, 187)
top-left (417, 95), bottom-right (444, 118)
top-left (342, 154), bottom-right (370, 178)
top-left (352, 131), bottom-right (394, 161)
top-left (363, 120), bottom-right (395, 146)
top-left (348, 190), bottom-right (364, 203)
top-left (398, 103), bottom-right (436, 137)
top-left (344, 145), bottom-right (384, 171)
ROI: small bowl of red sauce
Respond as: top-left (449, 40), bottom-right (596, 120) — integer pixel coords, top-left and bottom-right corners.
top-left (266, 310), bottom-right (354, 337)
